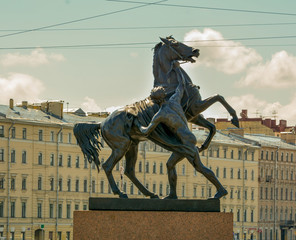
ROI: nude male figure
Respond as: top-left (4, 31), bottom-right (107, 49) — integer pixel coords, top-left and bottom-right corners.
top-left (138, 62), bottom-right (227, 199)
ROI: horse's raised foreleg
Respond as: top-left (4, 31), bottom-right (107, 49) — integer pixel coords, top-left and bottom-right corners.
top-left (102, 147), bottom-right (130, 198)
top-left (164, 153), bottom-right (184, 199)
top-left (190, 114), bottom-right (216, 152)
top-left (124, 142), bottom-right (159, 198)
top-left (191, 94), bottom-right (239, 128)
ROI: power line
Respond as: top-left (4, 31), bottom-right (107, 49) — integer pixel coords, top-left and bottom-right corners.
top-left (109, 0), bottom-right (296, 17)
top-left (1, 22), bottom-right (296, 32)
top-left (1, 35), bottom-right (296, 50)
top-left (0, 0), bottom-right (167, 39)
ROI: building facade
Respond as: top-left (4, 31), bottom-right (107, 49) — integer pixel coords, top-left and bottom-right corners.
top-left (0, 101), bottom-right (262, 240)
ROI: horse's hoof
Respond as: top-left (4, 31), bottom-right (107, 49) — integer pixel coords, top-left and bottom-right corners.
top-left (231, 117), bottom-right (240, 128)
top-left (213, 188), bottom-right (228, 199)
top-left (150, 194), bottom-right (159, 199)
top-left (119, 193), bottom-right (128, 199)
top-left (163, 195), bottom-right (178, 200)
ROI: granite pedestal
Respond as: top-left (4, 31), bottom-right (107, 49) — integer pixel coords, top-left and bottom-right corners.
top-left (73, 198), bottom-right (233, 240)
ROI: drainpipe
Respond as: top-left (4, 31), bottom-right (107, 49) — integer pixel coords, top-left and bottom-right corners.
top-left (274, 147), bottom-right (278, 239)
top-left (56, 127), bottom-right (63, 240)
top-left (7, 121), bottom-right (14, 240)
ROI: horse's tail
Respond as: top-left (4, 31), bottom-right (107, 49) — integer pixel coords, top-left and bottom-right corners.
top-left (73, 123), bottom-right (103, 171)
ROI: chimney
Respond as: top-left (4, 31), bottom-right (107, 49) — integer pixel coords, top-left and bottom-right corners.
top-left (9, 99), bottom-right (14, 109)
top-left (240, 109), bottom-right (248, 120)
top-left (22, 101), bottom-right (28, 109)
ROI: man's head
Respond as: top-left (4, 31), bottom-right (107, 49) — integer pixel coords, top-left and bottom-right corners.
top-left (150, 86), bottom-right (166, 104)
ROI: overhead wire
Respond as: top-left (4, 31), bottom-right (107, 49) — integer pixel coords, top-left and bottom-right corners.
top-left (1, 22), bottom-right (296, 32)
top-left (0, 0), bottom-right (167, 39)
top-left (109, 0), bottom-right (296, 17)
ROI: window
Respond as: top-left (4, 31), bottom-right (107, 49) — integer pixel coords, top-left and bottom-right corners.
top-left (11, 150), bottom-right (15, 163)
top-left (11, 127), bottom-right (15, 138)
top-left (59, 132), bottom-right (63, 143)
top-left (75, 204), bottom-right (79, 210)
top-left (139, 161), bottom-right (142, 172)
top-left (22, 202), bottom-right (26, 218)
top-left (66, 204), bottom-right (71, 218)
top-left (50, 131), bottom-right (54, 142)
top-left (230, 189), bottom-right (233, 199)
top-left (251, 170), bottom-right (254, 181)
top-left (160, 163), bottom-right (163, 174)
top-left (67, 155), bottom-right (71, 167)
top-left (75, 180), bottom-right (79, 192)
top-left (84, 180), bottom-right (88, 193)
top-left (291, 153), bottom-right (294, 162)
top-left (223, 149), bottom-right (227, 158)
top-left (0, 126), bottom-right (4, 137)
top-left (75, 156), bottom-right (80, 168)
top-left (66, 232), bottom-right (70, 240)
top-left (230, 168), bottom-right (234, 179)
top-left (83, 204), bottom-right (87, 210)
top-left (50, 178), bottom-right (54, 191)
top-left (39, 130), bottom-right (43, 141)
top-left (153, 162), bottom-right (156, 174)
top-left (11, 178), bottom-right (15, 190)
top-left (237, 209), bottom-right (240, 222)
top-left (49, 204), bottom-right (54, 218)
top-left (22, 178), bottom-right (27, 190)
top-left (58, 204), bottom-right (62, 218)
top-left (216, 148), bottom-right (220, 158)
top-left (231, 150), bottom-right (234, 159)
top-left (182, 164), bottom-right (186, 176)
top-left (251, 189), bottom-right (254, 200)
top-left (38, 177), bottom-right (42, 190)
top-left (216, 167), bottom-right (219, 178)
top-left (59, 155), bottom-right (63, 167)
top-left (0, 149), bottom-right (4, 161)
top-left (145, 161), bottom-right (149, 173)
top-left (100, 180), bottom-right (104, 193)
top-left (67, 179), bottom-right (71, 192)
top-left (59, 178), bottom-right (63, 191)
top-left (92, 180), bottom-right (96, 193)
top-left (237, 189), bottom-right (241, 199)
top-left (11, 203), bottom-right (16, 217)
top-left (182, 184), bottom-right (185, 197)
top-left (22, 128), bottom-right (27, 139)
top-left (244, 209), bottom-right (247, 222)
top-left (84, 158), bottom-right (88, 169)
top-left (37, 203), bottom-right (42, 218)
top-left (0, 177), bottom-right (4, 189)
top-left (50, 154), bottom-right (54, 166)
top-left (22, 151), bottom-right (26, 164)
top-left (0, 201), bottom-right (4, 217)
top-left (193, 185), bottom-right (197, 197)
top-left (68, 133), bottom-right (72, 144)
top-left (38, 153), bottom-right (43, 165)
top-left (238, 169), bottom-right (241, 179)
top-left (223, 168), bottom-right (226, 178)
top-left (244, 169), bottom-right (248, 180)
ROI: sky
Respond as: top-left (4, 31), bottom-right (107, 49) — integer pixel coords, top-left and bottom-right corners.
top-left (1, 0), bottom-right (296, 125)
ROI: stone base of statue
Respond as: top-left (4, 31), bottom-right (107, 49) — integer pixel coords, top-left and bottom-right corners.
top-left (73, 198), bottom-right (233, 240)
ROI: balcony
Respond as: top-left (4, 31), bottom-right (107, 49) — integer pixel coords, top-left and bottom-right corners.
top-left (280, 220), bottom-right (295, 229)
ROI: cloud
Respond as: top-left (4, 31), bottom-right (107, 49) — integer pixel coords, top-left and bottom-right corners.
top-left (0, 73), bottom-right (44, 104)
top-left (237, 51), bottom-right (296, 88)
top-left (81, 97), bottom-right (102, 113)
top-left (0, 48), bottom-right (65, 67)
top-left (184, 28), bottom-right (262, 74)
top-left (225, 94), bottom-right (296, 125)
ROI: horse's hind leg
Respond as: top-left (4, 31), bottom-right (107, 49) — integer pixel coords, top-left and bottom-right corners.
top-left (124, 142), bottom-right (159, 199)
top-left (102, 146), bottom-right (130, 198)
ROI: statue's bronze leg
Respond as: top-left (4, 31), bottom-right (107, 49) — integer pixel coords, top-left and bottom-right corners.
top-left (164, 153), bottom-right (184, 199)
top-left (102, 147), bottom-right (130, 198)
top-left (191, 94), bottom-right (239, 128)
top-left (189, 114), bottom-right (216, 152)
top-left (124, 142), bottom-right (159, 198)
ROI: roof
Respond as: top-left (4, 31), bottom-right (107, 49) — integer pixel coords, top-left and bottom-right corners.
top-left (243, 133), bottom-right (296, 150)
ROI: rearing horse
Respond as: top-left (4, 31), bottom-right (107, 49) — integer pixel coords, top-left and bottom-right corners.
top-left (74, 36), bottom-right (239, 199)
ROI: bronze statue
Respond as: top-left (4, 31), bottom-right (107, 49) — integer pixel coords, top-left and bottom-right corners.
top-left (74, 36), bottom-right (238, 199)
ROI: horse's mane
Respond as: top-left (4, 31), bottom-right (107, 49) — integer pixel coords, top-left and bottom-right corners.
top-left (153, 42), bottom-right (162, 58)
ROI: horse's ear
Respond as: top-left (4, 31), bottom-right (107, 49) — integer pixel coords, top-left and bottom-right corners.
top-left (160, 37), bottom-right (170, 45)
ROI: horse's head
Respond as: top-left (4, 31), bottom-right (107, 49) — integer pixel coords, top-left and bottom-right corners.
top-left (159, 36), bottom-right (199, 63)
